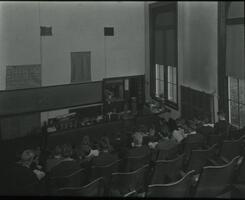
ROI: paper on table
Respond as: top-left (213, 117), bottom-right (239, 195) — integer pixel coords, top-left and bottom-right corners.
top-left (203, 123), bottom-right (214, 127)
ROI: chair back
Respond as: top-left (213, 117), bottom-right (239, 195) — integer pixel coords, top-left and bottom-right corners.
top-left (220, 138), bottom-right (243, 161)
top-left (157, 144), bottom-right (179, 160)
top-left (236, 156), bottom-right (245, 183)
top-left (17, 182), bottom-right (40, 196)
top-left (183, 135), bottom-right (204, 161)
top-left (55, 177), bottom-right (105, 196)
top-left (125, 154), bottom-right (150, 172)
top-left (48, 168), bottom-right (85, 190)
top-left (186, 144), bottom-right (217, 174)
top-left (109, 164), bottom-right (149, 196)
top-left (91, 159), bottom-right (120, 182)
top-left (195, 156), bottom-right (240, 197)
top-left (147, 170), bottom-right (195, 197)
top-left (231, 129), bottom-right (244, 140)
top-left (151, 154), bottom-right (184, 184)
top-left (208, 134), bottom-right (222, 146)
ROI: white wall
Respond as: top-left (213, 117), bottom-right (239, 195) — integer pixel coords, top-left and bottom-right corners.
top-left (145, 2), bottom-right (218, 121)
top-left (40, 2), bottom-right (145, 86)
top-left (0, 2), bottom-right (40, 90)
top-left (0, 2), bottom-right (146, 123)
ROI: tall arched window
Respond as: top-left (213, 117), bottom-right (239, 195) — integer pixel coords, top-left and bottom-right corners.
top-left (226, 1), bottom-right (245, 128)
top-left (149, 2), bottom-right (178, 110)
top-left (219, 1), bottom-right (245, 129)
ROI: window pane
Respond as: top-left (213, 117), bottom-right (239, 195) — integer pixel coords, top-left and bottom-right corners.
top-left (156, 79), bottom-right (159, 97)
top-left (159, 80), bottom-right (164, 98)
top-left (230, 101), bottom-right (239, 126)
top-left (229, 77), bottom-right (238, 102)
top-left (168, 66), bottom-right (172, 83)
top-left (168, 83), bottom-right (173, 101)
top-left (155, 64), bottom-right (160, 80)
top-left (159, 65), bottom-right (164, 81)
top-left (173, 67), bottom-right (177, 84)
top-left (239, 79), bottom-right (245, 104)
top-left (172, 84), bottom-right (177, 103)
top-left (240, 104), bottom-right (245, 128)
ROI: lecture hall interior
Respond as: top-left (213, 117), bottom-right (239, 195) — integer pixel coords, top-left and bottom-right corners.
top-left (0, 1), bottom-right (244, 197)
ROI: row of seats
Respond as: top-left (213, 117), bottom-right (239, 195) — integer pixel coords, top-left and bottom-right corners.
top-left (18, 130), bottom-right (245, 197)
top-left (52, 154), bottom-right (245, 197)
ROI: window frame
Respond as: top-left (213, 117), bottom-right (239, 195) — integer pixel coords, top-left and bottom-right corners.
top-left (149, 2), bottom-right (178, 110)
top-left (218, 1), bottom-right (245, 128)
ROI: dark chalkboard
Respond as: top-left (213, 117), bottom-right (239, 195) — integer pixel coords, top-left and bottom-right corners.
top-left (0, 81), bottom-right (102, 116)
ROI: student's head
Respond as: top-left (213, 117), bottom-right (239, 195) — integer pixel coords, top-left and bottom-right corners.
top-left (53, 145), bottom-right (62, 157)
top-left (168, 118), bottom-right (178, 132)
top-left (133, 132), bottom-right (143, 147)
top-left (149, 125), bottom-right (156, 136)
top-left (82, 145), bottom-right (91, 157)
top-left (99, 136), bottom-right (111, 152)
top-left (62, 144), bottom-right (73, 158)
top-left (138, 124), bottom-right (147, 133)
top-left (82, 135), bottom-right (90, 146)
top-left (217, 111), bottom-right (226, 120)
top-left (20, 149), bottom-right (35, 167)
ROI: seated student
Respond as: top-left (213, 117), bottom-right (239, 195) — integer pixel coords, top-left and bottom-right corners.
top-left (11, 149), bottom-right (45, 194)
top-left (213, 111), bottom-right (230, 139)
top-left (126, 132), bottom-right (150, 158)
top-left (159, 118), bottom-right (171, 138)
top-left (49, 144), bottom-right (80, 177)
top-left (92, 136), bottom-right (118, 166)
top-left (168, 118), bottom-right (187, 143)
top-left (46, 145), bottom-right (63, 172)
top-left (74, 135), bottom-right (92, 160)
top-left (29, 146), bottom-right (43, 171)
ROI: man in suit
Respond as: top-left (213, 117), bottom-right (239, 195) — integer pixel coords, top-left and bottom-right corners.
top-left (92, 136), bottom-right (118, 166)
top-left (126, 132), bottom-right (150, 157)
top-left (49, 144), bottom-right (80, 177)
top-left (11, 149), bottom-right (45, 195)
top-left (214, 111), bottom-right (230, 139)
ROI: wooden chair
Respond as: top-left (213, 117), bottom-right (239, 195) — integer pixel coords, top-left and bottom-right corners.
top-left (186, 144), bottom-right (218, 174)
top-left (194, 156), bottom-right (240, 198)
top-left (15, 182), bottom-right (41, 196)
top-left (151, 154), bottom-right (184, 184)
top-left (207, 134), bottom-right (222, 147)
top-left (48, 168), bottom-right (86, 193)
top-left (124, 190), bottom-right (137, 197)
top-left (182, 135), bottom-right (205, 163)
top-left (109, 164), bottom-right (150, 196)
top-left (124, 154), bottom-right (150, 172)
top-left (157, 144), bottom-right (179, 160)
top-left (218, 137), bottom-right (245, 163)
top-left (232, 156), bottom-right (245, 198)
top-left (90, 159), bottom-right (120, 182)
top-left (147, 170), bottom-right (195, 197)
top-left (54, 177), bottom-right (105, 196)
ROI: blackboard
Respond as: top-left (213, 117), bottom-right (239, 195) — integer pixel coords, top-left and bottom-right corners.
top-left (0, 81), bottom-right (102, 116)
top-left (181, 85), bottom-right (214, 122)
top-left (6, 65), bottom-right (41, 90)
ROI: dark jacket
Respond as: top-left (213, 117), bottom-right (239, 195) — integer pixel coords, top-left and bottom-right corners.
top-left (156, 139), bottom-right (178, 151)
top-left (126, 145), bottom-right (150, 158)
top-left (214, 120), bottom-right (230, 138)
top-left (49, 159), bottom-right (80, 177)
top-left (11, 163), bottom-right (39, 194)
top-left (92, 152), bottom-right (118, 166)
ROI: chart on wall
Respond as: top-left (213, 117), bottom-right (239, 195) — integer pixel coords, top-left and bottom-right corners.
top-left (6, 64), bottom-right (41, 90)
